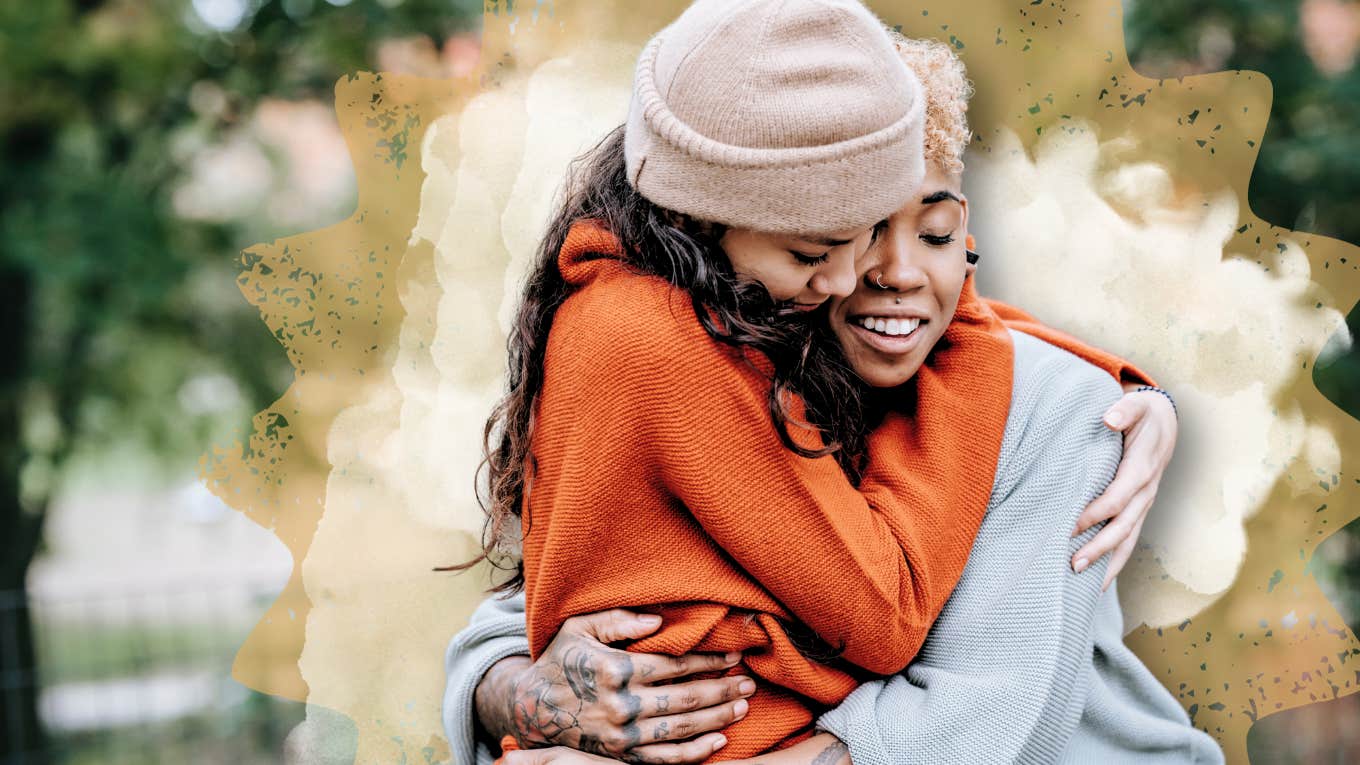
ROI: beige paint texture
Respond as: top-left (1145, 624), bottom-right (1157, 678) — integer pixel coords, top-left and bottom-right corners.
top-left (203, 1), bottom-right (1360, 763)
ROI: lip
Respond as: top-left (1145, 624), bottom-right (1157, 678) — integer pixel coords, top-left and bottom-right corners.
top-left (845, 316), bottom-right (930, 355)
top-left (790, 301), bottom-right (824, 312)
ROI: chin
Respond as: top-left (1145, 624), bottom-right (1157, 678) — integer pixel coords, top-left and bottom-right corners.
top-left (844, 354), bottom-right (922, 389)
top-left (858, 367), bottom-right (917, 389)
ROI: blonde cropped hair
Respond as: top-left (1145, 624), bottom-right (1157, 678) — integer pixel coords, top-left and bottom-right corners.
top-left (889, 31), bottom-right (974, 175)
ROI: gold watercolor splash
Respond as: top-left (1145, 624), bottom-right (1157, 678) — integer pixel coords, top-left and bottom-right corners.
top-left (203, 1), bottom-right (1360, 762)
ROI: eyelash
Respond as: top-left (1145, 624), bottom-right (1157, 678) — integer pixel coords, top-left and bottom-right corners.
top-left (921, 233), bottom-right (955, 247)
top-left (792, 251), bottom-right (830, 266)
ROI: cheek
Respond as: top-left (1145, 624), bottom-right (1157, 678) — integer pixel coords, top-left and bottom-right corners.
top-left (728, 252), bottom-right (807, 299)
top-left (933, 262), bottom-right (969, 316)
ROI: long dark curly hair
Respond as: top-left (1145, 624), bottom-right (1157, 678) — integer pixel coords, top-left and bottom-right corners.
top-left (455, 125), bottom-right (871, 593)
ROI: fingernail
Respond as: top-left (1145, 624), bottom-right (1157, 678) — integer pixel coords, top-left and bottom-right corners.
top-left (738, 679), bottom-right (756, 695)
top-left (734, 699), bottom-right (749, 717)
top-left (724, 652), bottom-right (741, 665)
top-left (639, 614), bottom-right (661, 626)
top-left (1074, 557), bottom-right (1089, 573)
top-left (712, 735), bottom-right (727, 751)
top-left (1105, 413), bottom-right (1124, 429)
top-left (1071, 525), bottom-right (1082, 538)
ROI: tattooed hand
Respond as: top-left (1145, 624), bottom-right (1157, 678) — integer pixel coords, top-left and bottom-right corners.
top-left (475, 609), bottom-right (756, 764)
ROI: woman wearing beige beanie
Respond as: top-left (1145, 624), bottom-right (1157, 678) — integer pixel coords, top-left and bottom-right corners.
top-left (453, 3), bottom-right (1188, 763)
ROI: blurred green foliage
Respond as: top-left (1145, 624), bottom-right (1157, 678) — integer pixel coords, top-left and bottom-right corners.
top-left (0, 1), bottom-right (479, 759)
top-left (1, 0), bottom-right (480, 495)
top-left (1126, 0), bottom-right (1360, 246)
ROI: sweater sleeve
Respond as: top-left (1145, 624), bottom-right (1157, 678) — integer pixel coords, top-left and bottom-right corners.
top-left (442, 593), bottom-right (531, 765)
top-left (550, 280), bottom-right (999, 676)
top-left (816, 331), bottom-right (1124, 764)
top-left (984, 297), bottom-right (1156, 386)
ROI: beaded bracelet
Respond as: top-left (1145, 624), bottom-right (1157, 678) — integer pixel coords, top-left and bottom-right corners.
top-left (1134, 385), bottom-right (1178, 419)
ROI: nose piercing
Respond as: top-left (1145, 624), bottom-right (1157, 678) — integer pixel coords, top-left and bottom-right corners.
top-left (895, 297), bottom-right (902, 304)
top-left (874, 271), bottom-right (888, 289)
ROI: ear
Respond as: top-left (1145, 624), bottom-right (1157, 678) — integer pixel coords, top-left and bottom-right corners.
top-left (961, 197), bottom-right (977, 275)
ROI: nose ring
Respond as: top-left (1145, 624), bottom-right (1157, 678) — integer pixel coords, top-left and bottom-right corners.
top-left (874, 271), bottom-right (888, 290)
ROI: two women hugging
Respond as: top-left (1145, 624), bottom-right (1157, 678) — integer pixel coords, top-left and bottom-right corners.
top-left (443, 1), bottom-right (1224, 763)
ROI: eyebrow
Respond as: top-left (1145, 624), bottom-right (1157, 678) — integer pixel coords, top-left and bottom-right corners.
top-left (922, 190), bottom-right (964, 205)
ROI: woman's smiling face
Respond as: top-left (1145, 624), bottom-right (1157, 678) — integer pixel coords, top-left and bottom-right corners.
top-left (829, 163), bottom-right (972, 388)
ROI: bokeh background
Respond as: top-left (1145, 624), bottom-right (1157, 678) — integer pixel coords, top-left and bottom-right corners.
top-left (0, 0), bottom-right (1357, 763)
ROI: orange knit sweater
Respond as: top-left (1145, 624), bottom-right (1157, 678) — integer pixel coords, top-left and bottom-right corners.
top-left (521, 221), bottom-right (1151, 761)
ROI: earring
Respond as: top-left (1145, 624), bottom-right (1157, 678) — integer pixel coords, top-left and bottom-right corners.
top-left (965, 234), bottom-right (980, 265)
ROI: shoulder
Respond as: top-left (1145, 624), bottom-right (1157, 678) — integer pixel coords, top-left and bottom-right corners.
top-left (1007, 329), bottom-right (1123, 422)
top-left (547, 269), bottom-right (760, 392)
top-left (993, 330), bottom-right (1123, 497)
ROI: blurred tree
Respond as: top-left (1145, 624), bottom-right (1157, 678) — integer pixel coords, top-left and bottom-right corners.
top-left (0, 0), bottom-right (478, 760)
top-left (1125, 0), bottom-right (1360, 252)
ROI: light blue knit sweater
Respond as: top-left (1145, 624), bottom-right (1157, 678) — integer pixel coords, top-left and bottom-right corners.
top-left (441, 331), bottom-right (1224, 764)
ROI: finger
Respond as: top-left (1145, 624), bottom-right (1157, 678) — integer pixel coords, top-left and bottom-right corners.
top-left (637, 675), bottom-right (756, 718)
top-left (633, 698), bottom-right (749, 747)
top-left (1073, 462), bottom-right (1150, 537)
top-left (1072, 486), bottom-right (1154, 572)
top-left (502, 749), bottom-right (555, 765)
top-left (630, 651), bottom-right (741, 684)
top-left (1102, 390), bottom-right (1150, 432)
top-left (1103, 513), bottom-right (1147, 591)
top-left (624, 733), bottom-right (728, 764)
top-left (564, 609), bottom-right (665, 644)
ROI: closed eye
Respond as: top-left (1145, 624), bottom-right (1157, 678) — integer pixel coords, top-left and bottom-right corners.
top-left (792, 251), bottom-right (831, 266)
top-left (920, 233), bottom-right (955, 246)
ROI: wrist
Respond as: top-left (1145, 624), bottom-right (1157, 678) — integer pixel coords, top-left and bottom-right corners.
top-left (1133, 384), bottom-right (1178, 419)
top-left (475, 655), bottom-right (533, 746)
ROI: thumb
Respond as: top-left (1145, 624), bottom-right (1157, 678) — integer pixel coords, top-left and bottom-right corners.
top-left (1103, 390), bottom-right (1149, 432)
top-left (565, 609), bottom-right (663, 643)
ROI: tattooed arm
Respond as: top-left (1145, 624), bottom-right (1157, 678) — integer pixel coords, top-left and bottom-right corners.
top-left (740, 735), bottom-right (851, 765)
top-left (499, 734), bottom-right (851, 765)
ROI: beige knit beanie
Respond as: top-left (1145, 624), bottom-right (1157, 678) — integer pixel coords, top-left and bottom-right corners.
top-left (624, 0), bottom-right (926, 236)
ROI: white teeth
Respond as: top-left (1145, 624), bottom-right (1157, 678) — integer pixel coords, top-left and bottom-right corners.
top-left (858, 317), bottom-right (922, 336)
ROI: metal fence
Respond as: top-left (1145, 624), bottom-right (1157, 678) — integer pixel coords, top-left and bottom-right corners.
top-left (2, 581), bottom-right (302, 765)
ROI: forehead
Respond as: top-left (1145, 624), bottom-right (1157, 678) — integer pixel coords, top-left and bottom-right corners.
top-left (918, 164), bottom-right (963, 200)
top-left (898, 171), bottom-right (964, 218)
top-left (788, 225), bottom-right (870, 245)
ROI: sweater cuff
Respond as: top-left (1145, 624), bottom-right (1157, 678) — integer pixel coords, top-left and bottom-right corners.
top-left (1117, 364), bottom-right (1156, 388)
top-left (443, 612), bottom-right (532, 765)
